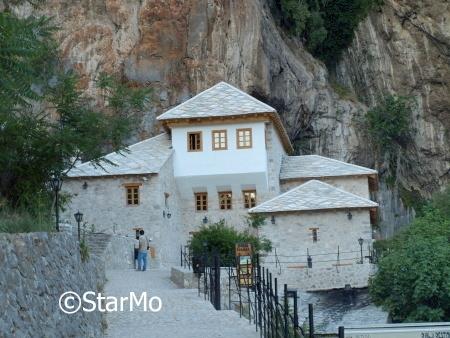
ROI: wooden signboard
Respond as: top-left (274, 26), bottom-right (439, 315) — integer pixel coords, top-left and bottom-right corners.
top-left (235, 243), bottom-right (253, 287)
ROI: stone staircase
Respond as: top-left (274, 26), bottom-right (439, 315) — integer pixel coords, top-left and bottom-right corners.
top-left (84, 232), bottom-right (112, 258)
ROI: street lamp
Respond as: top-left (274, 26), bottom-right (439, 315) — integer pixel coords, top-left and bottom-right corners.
top-left (74, 211), bottom-right (83, 241)
top-left (358, 237), bottom-right (364, 264)
top-left (50, 174), bottom-right (63, 232)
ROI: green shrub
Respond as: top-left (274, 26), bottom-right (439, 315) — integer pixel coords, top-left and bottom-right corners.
top-left (369, 186), bottom-right (450, 322)
top-left (275, 0), bottom-right (383, 64)
top-left (80, 240), bottom-right (90, 262)
top-left (0, 199), bottom-right (53, 233)
top-left (189, 220), bottom-right (272, 265)
top-left (365, 95), bottom-right (414, 152)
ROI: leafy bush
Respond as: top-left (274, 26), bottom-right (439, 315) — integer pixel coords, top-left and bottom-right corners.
top-left (369, 186), bottom-right (450, 322)
top-left (79, 240), bottom-right (90, 262)
top-left (365, 95), bottom-right (414, 152)
top-left (279, 0), bottom-right (310, 36)
top-left (189, 220), bottom-right (272, 265)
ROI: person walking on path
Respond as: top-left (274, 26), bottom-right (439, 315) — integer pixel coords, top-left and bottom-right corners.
top-left (134, 233), bottom-right (140, 270)
top-left (137, 229), bottom-right (149, 271)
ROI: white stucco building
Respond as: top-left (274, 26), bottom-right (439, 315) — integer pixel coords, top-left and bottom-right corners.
top-left (62, 82), bottom-right (379, 291)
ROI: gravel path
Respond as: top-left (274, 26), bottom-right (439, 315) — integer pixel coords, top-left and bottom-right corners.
top-left (105, 268), bottom-right (259, 338)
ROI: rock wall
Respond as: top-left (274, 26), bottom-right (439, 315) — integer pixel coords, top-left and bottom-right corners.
top-left (336, 0), bottom-right (450, 199)
top-left (0, 232), bottom-right (105, 338)
top-left (8, 0), bottom-right (449, 233)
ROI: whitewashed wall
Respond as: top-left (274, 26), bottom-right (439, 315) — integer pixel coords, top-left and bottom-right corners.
top-left (171, 121), bottom-right (268, 177)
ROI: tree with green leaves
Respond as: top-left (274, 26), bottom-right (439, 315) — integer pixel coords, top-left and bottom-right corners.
top-left (0, 12), bottom-right (151, 220)
top-left (369, 186), bottom-right (450, 322)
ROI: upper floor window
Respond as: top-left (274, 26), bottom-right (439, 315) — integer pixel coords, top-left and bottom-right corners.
top-left (125, 184), bottom-right (140, 206)
top-left (188, 131), bottom-right (202, 151)
top-left (219, 192), bottom-right (232, 210)
top-left (243, 190), bottom-right (256, 208)
top-left (236, 128), bottom-right (252, 149)
top-left (195, 192), bottom-right (208, 211)
top-left (212, 130), bottom-right (227, 150)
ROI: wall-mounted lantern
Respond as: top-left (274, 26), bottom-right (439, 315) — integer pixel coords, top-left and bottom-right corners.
top-left (74, 210), bottom-right (83, 241)
top-left (167, 212), bottom-right (172, 219)
top-left (358, 237), bottom-right (364, 264)
top-left (347, 211), bottom-right (353, 220)
top-left (203, 216), bottom-right (208, 224)
top-left (82, 181), bottom-right (88, 190)
top-left (271, 215), bottom-right (276, 225)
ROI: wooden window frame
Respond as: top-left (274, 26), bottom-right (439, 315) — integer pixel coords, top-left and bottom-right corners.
top-left (124, 184), bottom-right (141, 206)
top-left (212, 129), bottom-right (228, 151)
top-left (243, 190), bottom-right (257, 209)
top-left (218, 191), bottom-right (232, 210)
top-left (187, 131), bottom-right (203, 152)
top-left (236, 128), bottom-right (253, 149)
top-left (195, 192), bottom-right (208, 212)
top-left (309, 227), bottom-right (319, 243)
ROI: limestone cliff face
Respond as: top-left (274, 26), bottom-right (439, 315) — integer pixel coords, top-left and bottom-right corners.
top-left (336, 0), bottom-right (450, 233)
top-left (9, 0), bottom-right (449, 234)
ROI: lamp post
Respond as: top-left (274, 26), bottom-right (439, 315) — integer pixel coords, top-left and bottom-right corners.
top-left (74, 211), bottom-right (83, 241)
top-left (358, 237), bottom-right (364, 264)
top-left (50, 175), bottom-right (63, 232)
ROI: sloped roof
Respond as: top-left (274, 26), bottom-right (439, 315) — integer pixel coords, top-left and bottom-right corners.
top-left (157, 82), bottom-right (276, 120)
top-left (66, 133), bottom-right (172, 178)
top-left (280, 155), bottom-right (377, 180)
top-left (249, 180), bottom-right (378, 213)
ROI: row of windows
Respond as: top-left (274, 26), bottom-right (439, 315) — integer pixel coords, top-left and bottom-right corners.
top-left (188, 128), bottom-right (252, 152)
top-left (125, 185), bottom-right (257, 211)
top-left (195, 191), bottom-right (256, 211)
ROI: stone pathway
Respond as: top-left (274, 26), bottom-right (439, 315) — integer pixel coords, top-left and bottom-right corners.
top-left (105, 268), bottom-right (259, 338)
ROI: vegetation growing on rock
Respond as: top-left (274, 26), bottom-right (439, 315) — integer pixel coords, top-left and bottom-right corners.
top-left (274, 0), bottom-right (383, 64)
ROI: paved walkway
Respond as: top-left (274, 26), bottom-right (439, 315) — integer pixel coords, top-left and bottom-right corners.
top-left (105, 268), bottom-right (259, 338)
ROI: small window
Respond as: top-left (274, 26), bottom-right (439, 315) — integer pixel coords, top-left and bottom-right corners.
top-left (310, 228), bottom-right (318, 243)
top-left (212, 130), bottom-right (227, 150)
top-left (243, 190), bottom-right (256, 208)
top-left (237, 128), bottom-right (252, 149)
top-left (219, 192), bottom-right (232, 210)
top-left (195, 192), bottom-right (208, 211)
top-left (188, 132), bottom-right (202, 151)
top-left (125, 185), bottom-right (140, 205)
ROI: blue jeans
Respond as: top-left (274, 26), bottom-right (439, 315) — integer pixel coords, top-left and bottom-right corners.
top-left (138, 251), bottom-right (148, 271)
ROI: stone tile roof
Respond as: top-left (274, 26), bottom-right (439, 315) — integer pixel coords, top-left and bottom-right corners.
top-left (157, 82), bottom-right (276, 120)
top-left (249, 180), bottom-right (378, 213)
top-left (66, 133), bottom-right (172, 178)
top-left (280, 155), bottom-right (377, 180)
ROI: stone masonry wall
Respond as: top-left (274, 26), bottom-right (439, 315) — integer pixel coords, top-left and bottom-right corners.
top-left (0, 232), bottom-right (105, 338)
top-left (62, 154), bottom-right (185, 265)
top-left (260, 209), bottom-right (374, 290)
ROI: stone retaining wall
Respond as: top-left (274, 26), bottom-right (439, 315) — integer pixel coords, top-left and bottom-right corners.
top-left (0, 232), bottom-right (105, 338)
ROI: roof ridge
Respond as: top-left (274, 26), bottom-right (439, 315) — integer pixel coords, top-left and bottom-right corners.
top-left (157, 83), bottom-right (226, 120)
